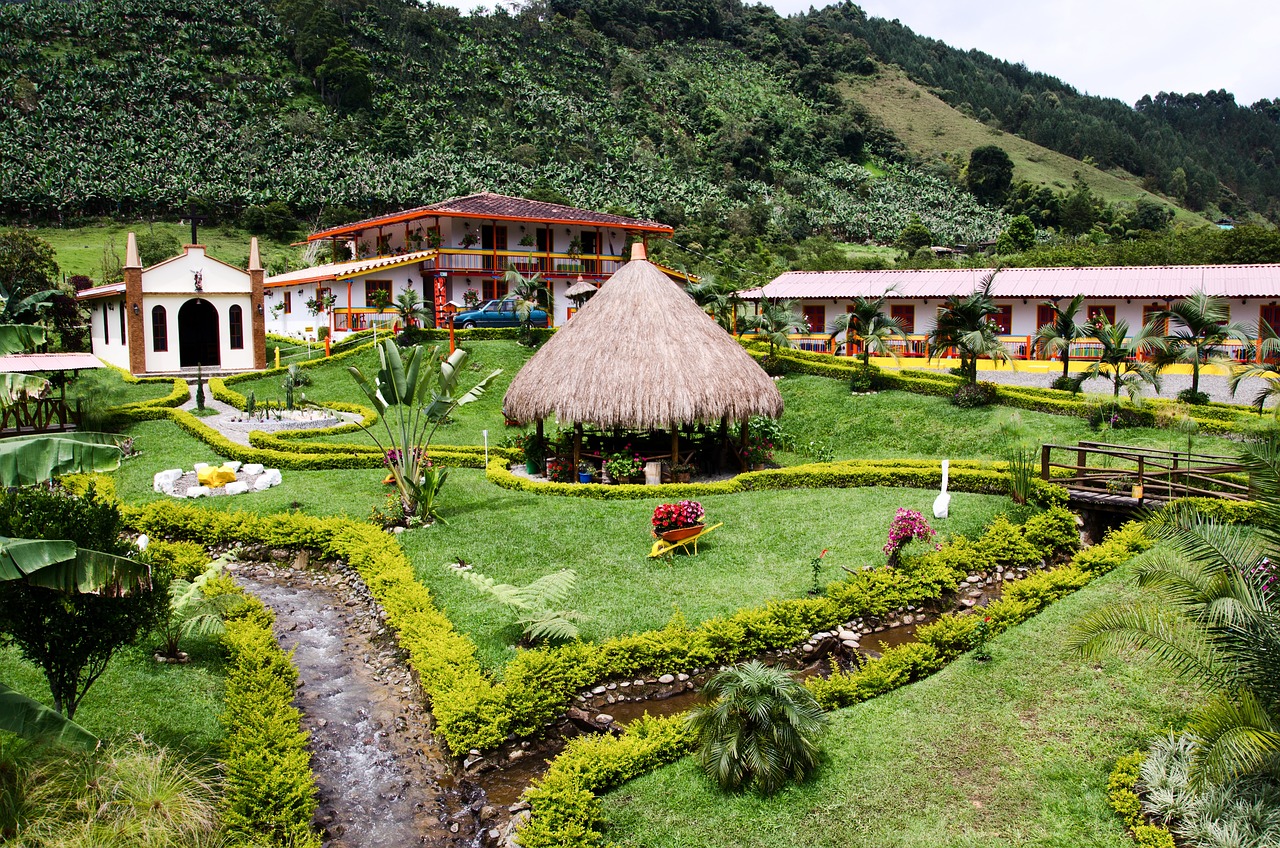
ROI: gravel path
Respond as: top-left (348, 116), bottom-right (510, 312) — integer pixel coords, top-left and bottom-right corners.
top-left (178, 380), bottom-right (354, 446)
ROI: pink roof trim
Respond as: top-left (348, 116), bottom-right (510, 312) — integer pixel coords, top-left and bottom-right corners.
top-left (746, 264), bottom-right (1280, 300)
top-left (0, 353), bottom-right (104, 373)
top-left (265, 250), bottom-right (436, 287)
top-left (75, 283), bottom-right (126, 300)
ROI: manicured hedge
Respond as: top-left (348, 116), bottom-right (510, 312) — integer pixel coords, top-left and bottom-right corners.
top-left (744, 342), bottom-right (1260, 434)
top-left (1108, 752), bottom-right (1177, 848)
top-left (519, 516), bottom-right (1151, 848)
top-left (487, 456), bottom-right (1069, 507)
top-left (219, 592), bottom-right (321, 848)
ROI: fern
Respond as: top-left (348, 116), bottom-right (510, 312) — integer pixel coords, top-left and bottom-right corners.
top-left (460, 568), bottom-right (583, 644)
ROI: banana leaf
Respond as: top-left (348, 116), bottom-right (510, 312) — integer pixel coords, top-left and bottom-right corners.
top-left (0, 682), bottom-right (98, 749)
top-left (0, 536), bottom-right (149, 593)
top-left (0, 432), bottom-right (123, 486)
top-left (0, 323), bottom-right (46, 356)
top-left (1, 371), bottom-right (50, 406)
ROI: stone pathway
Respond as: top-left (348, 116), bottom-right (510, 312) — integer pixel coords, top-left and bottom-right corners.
top-left (178, 379), bottom-right (355, 446)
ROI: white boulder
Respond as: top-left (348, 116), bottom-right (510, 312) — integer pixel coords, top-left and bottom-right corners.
top-left (224, 461), bottom-right (243, 472)
top-left (253, 469), bottom-right (282, 490)
top-left (243, 463), bottom-right (265, 475)
top-left (187, 486), bottom-right (210, 499)
top-left (153, 469), bottom-right (183, 493)
top-left (193, 462), bottom-right (210, 472)
top-left (224, 481), bottom-right (250, 496)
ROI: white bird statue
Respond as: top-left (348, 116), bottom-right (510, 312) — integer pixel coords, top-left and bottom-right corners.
top-left (933, 459), bottom-right (951, 519)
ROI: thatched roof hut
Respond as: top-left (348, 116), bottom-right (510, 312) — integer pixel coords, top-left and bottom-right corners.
top-left (504, 245), bottom-right (782, 450)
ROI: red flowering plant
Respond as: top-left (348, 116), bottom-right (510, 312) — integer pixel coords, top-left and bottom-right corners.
top-left (882, 507), bottom-right (936, 567)
top-left (652, 500), bottom-right (705, 534)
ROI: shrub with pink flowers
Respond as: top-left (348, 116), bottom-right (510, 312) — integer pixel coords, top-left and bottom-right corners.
top-left (652, 500), bottom-right (705, 534)
top-left (1248, 557), bottom-right (1275, 595)
top-left (883, 508), bottom-right (936, 566)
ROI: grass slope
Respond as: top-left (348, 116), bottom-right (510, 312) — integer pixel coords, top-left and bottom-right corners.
top-left (403, 471), bottom-right (1011, 672)
top-left (845, 67), bottom-right (1200, 225)
top-left (773, 375), bottom-right (1238, 463)
top-left (34, 221), bottom-right (300, 282)
top-left (605, 559), bottom-right (1193, 848)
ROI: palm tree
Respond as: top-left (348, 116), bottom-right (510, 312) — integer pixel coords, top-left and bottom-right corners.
top-left (687, 661), bottom-right (828, 795)
top-left (926, 271), bottom-right (1009, 385)
top-left (1155, 290), bottom-right (1254, 402)
top-left (1035, 294), bottom-right (1088, 385)
top-left (826, 295), bottom-right (908, 365)
top-left (742, 299), bottom-right (805, 359)
top-left (394, 288), bottom-right (428, 330)
top-left (687, 276), bottom-right (748, 335)
top-left (1069, 437), bottom-right (1280, 785)
top-left (504, 266), bottom-right (551, 337)
top-left (1076, 316), bottom-right (1165, 400)
top-left (1230, 318), bottom-right (1280, 416)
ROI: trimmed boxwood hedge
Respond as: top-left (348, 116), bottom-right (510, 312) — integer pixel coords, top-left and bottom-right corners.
top-left (1108, 752), bottom-right (1177, 848)
top-left (743, 342), bottom-right (1262, 435)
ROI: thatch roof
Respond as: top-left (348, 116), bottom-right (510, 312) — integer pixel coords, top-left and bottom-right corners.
top-left (565, 276), bottom-right (597, 298)
top-left (504, 246), bottom-right (783, 428)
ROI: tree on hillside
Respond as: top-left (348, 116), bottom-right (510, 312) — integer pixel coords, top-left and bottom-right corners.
top-left (966, 145), bottom-right (1014, 205)
top-left (1058, 176), bottom-right (1103, 236)
top-left (136, 230), bottom-right (180, 267)
top-left (894, 215), bottom-right (933, 254)
top-left (1154, 291), bottom-right (1253, 404)
top-left (316, 40), bottom-right (371, 111)
top-left (995, 214), bottom-right (1036, 254)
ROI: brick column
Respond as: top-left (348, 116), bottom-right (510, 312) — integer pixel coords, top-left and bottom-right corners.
top-left (248, 237), bottom-right (266, 370)
top-left (123, 232), bottom-right (147, 375)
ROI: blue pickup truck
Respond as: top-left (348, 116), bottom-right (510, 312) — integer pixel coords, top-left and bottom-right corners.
top-left (451, 299), bottom-right (549, 329)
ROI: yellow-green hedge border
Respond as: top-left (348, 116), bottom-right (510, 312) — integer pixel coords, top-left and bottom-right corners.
top-left (1108, 752), bottom-right (1177, 848)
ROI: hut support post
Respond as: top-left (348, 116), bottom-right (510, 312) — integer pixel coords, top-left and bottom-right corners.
top-left (671, 427), bottom-right (679, 472)
top-left (535, 418), bottom-right (544, 469)
top-left (573, 423), bottom-right (582, 476)
top-left (738, 418), bottom-right (750, 470)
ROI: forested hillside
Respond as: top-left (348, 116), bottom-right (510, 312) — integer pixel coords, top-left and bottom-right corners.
top-left (0, 0), bottom-right (1276, 281)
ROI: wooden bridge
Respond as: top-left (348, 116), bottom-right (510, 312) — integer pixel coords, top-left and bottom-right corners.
top-left (0, 397), bottom-right (81, 436)
top-left (1041, 441), bottom-right (1249, 513)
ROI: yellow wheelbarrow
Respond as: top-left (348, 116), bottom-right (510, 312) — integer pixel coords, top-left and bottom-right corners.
top-left (648, 522), bottom-right (723, 558)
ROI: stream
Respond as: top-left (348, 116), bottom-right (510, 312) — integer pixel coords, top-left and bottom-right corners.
top-left (231, 550), bottom-right (1018, 847)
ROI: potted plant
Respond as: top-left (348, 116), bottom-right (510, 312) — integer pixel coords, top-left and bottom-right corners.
top-left (461, 231), bottom-right (479, 249)
top-left (463, 289), bottom-right (481, 308)
top-left (740, 438), bottom-right (774, 471)
top-left (426, 230), bottom-right (443, 249)
top-left (604, 450), bottom-right (644, 484)
top-left (652, 500), bottom-right (706, 542)
top-left (407, 230), bottom-right (424, 251)
top-left (672, 462), bottom-right (695, 483)
top-left (577, 460), bottom-right (595, 484)
top-left (519, 232), bottom-right (536, 248)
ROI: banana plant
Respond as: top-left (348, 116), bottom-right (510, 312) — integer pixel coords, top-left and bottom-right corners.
top-left (349, 339), bottom-right (499, 522)
top-left (0, 682), bottom-right (97, 750)
top-left (0, 431), bottom-right (124, 487)
top-left (1, 323), bottom-right (50, 408)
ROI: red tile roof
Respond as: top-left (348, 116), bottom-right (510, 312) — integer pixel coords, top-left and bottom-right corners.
top-left (265, 250), bottom-right (436, 287)
top-left (743, 265), bottom-right (1280, 300)
top-left (309, 192), bottom-right (673, 241)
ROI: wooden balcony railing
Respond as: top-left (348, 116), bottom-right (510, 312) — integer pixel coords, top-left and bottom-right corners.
top-left (1, 396), bottom-right (80, 435)
top-left (433, 249), bottom-right (622, 276)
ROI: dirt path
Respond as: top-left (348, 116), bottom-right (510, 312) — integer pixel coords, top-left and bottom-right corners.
top-left (235, 557), bottom-right (504, 847)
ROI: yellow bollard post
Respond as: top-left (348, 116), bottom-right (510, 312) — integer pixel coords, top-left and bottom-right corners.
top-left (274, 347), bottom-right (280, 369)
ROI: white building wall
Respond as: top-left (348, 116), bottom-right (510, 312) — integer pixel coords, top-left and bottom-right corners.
top-left (140, 294), bottom-right (256, 372)
top-left (88, 297), bottom-right (131, 370)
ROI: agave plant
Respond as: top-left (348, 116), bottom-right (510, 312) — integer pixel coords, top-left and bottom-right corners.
top-left (348, 339), bottom-right (499, 522)
top-left (460, 568), bottom-right (583, 644)
top-left (687, 660), bottom-right (828, 795)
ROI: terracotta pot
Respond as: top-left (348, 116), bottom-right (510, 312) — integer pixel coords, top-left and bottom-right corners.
top-left (657, 524), bottom-right (704, 542)
top-left (674, 472), bottom-right (692, 483)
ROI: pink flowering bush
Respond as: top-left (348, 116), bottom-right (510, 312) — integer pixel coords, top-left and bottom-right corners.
top-left (1249, 557), bottom-right (1275, 595)
top-left (883, 508), bottom-right (936, 566)
top-left (652, 500), bottom-right (705, 534)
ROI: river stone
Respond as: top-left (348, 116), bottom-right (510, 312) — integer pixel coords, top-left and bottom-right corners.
top-left (591, 686), bottom-right (606, 695)
top-left (657, 674), bottom-right (675, 684)
top-left (802, 643), bottom-right (814, 653)
top-left (186, 486), bottom-right (210, 498)
top-left (676, 673), bottom-right (689, 682)
top-left (254, 469), bottom-right (283, 490)
top-left (595, 714), bottom-right (613, 725)
top-left (193, 462), bottom-right (210, 472)
top-left (224, 481), bottom-right (250, 495)
top-left (842, 639), bottom-right (859, 649)
top-left (153, 469), bottom-right (183, 492)
top-left (224, 460), bottom-right (243, 471)
top-left (243, 463), bottom-right (265, 475)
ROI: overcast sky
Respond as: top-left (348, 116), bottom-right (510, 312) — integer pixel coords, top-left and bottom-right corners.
top-left (767, 0), bottom-right (1279, 106)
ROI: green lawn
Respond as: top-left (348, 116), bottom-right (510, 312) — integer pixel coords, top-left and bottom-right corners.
top-left (111, 420), bottom-right (390, 519)
top-left (34, 221), bottom-right (300, 281)
top-left (604, 559), bottom-right (1194, 848)
top-left (402, 471), bottom-right (1014, 672)
top-left (233, 339), bottom-right (535, 447)
top-left (775, 376), bottom-right (1239, 463)
top-left (0, 640), bottom-right (226, 756)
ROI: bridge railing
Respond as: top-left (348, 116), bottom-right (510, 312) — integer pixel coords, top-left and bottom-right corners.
top-left (1040, 441), bottom-right (1250, 502)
